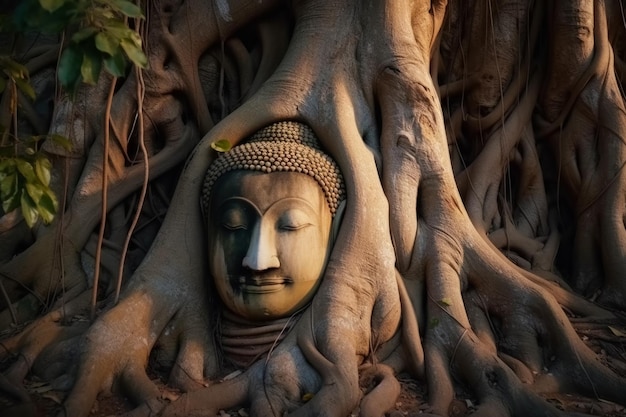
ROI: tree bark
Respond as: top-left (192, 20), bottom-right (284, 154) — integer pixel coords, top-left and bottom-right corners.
top-left (1, 1), bottom-right (625, 416)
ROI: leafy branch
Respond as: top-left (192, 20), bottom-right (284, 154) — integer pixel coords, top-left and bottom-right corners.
top-left (0, 0), bottom-right (147, 227)
top-left (0, 139), bottom-right (68, 227)
top-left (13, 0), bottom-right (148, 93)
top-left (0, 56), bottom-right (71, 227)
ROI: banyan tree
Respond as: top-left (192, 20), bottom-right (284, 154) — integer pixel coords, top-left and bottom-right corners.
top-left (1, 0), bottom-right (626, 416)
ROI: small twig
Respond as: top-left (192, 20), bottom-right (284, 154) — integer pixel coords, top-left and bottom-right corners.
top-left (0, 271), bottom-right (46, 306)
top-left (115, 47), bottom-right (149, 304)
top-left (0, 88), bottom-right (11, 146)
top-left (54, 99), bottom-right (75, 323)
top-left (212, 0), bottom-right (227, 120)
top-left (426, 287), bottom-right (467, 330)
top-left (449, 328), bottom-right (469, 368)
top-left (0, 279), bottom-right (18, 326)
top-left (91, 77), bottom-right (117, 320)
top-left (572, 338), bottom-right (600, 400)
top-left (11, 81), bottom-right (18, 147)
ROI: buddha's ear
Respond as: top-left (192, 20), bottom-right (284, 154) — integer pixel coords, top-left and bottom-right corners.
top-left (330, 199), bottom-right (346, 244)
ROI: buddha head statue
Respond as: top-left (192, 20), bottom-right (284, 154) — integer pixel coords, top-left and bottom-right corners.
top-left (201, 121), bottom-right (346, 321)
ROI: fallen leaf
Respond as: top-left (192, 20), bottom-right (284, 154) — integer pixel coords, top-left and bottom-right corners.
top-left (41, 391), bottom-right (63, 404)
top-left (211, 139), bottom-right (232, 152)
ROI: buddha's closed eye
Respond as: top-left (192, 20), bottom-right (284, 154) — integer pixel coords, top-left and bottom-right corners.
top-left (221, 208), bottom-right (250, 231)
top-left (278, 209), bottom-right (314, 231)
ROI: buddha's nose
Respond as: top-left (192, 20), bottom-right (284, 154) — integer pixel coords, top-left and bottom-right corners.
top-left (242, 224), bottom-right (280, 271)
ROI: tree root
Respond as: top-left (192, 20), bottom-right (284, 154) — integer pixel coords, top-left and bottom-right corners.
top-left (2, 2), bottom-right (626, 417)
top-left (402, 218), bottom-right (626, 416)
top-left (160, 373), bottom-right (248, 417)
top-left (358, 364), bottom-right (401, 417)
top-left (536, 0), bottom-right (626, 309)
top-left (0, 291), bottom-right (91, 409)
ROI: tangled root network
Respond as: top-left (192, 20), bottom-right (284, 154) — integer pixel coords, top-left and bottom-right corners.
top-left (1, 1), bottom-right (626, 417)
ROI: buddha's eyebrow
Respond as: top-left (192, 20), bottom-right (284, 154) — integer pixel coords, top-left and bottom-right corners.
top-left (263, 197), bottom-right (319, 215)
top-left (218, 197), bottom-right (263, 216)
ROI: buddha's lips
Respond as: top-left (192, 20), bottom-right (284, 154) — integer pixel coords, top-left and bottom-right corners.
top-left (237, 276), bottom-right (292, 294)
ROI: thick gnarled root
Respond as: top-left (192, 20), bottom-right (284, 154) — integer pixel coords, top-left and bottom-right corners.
top-left (160, 312), bottom-right (402, 417)
top-left (536, 0), bottom-right (626, 309)
top-left (358, 364), bottom-right (401, 417)
top-left (0, 293), bottom-right (91, 413)
top-left (414, 229), bottom-right (626, 416)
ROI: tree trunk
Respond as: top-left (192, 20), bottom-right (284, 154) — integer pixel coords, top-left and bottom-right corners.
top-left (1, 1), bottom-right (625, 416)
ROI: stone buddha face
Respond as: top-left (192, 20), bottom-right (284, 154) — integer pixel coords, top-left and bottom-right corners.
top-left (207, 170), bottom-right (333, 321)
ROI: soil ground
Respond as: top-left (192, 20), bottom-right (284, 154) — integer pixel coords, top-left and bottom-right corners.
top-left (3, 371), bottom-right (626, 417)
top-left (1, 322), bottom-right (626, 416)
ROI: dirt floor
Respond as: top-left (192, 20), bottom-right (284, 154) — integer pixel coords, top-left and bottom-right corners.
top-left (2, 323), bottom-right (626, 416)
top-left (2, 371), bottom-right (626, 416)
top-left (4, 371), bottom-right (626, 417)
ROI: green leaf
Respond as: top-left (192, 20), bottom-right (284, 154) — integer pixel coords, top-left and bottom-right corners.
top-left (20, 189), bottom-right (39, 227)
top-left (58, 46), bottom-right (83, 92)
top-left (2, 188), bottom-right (20, 213)
top-left (104, 51), bottom-right (126, 77)
top-left (16, 159), bottom-right (36, 182)
top-left (438, 298), bottom-right (452, 307)
top-left (49, 134), bottom-right (73, 151)
top-left (35, 157), bottom-right (52, 186)
top-left (25, 182), bottom-right (44, 203)
top-left (97, 9), bottom-right (117, 20)
top-left (41, 188), bottom-right (58, 209)
top-left (0, 171), bottom-right (17, 199)
top-left (1, 56), bottom-right (29, 78)
top-left (72, 27), bottom-right (99, 43)
top-left (95, 32), bottom-right (119, 56)
top-left (37, 192), bottom-right (57, 224)
top-left (211, 139), bottom-right (232, 153)
top-left (110, 0), bottom-right (144, 18)
top-left (128, 31), bottom-right (143, 48)
top-left (80, 47), bottom-right (102, 85)
top-left (39, 0), bottom-right (66, 13)
top-left (103, 19), bottom-right (134, 39)
top-left (120, 38), bottom-right (147, 68)
top-left (14, 77), bottom-right (36, 100)
top-left (10, 2), bottom-right (35, 30)
top-left (0, 158), bottom-right (16, 172)
top-left (27, 134), bottom-right (46, 144)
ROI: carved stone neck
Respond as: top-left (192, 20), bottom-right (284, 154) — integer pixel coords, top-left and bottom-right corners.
top-left (219, 309), bottom-right (301, 369)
